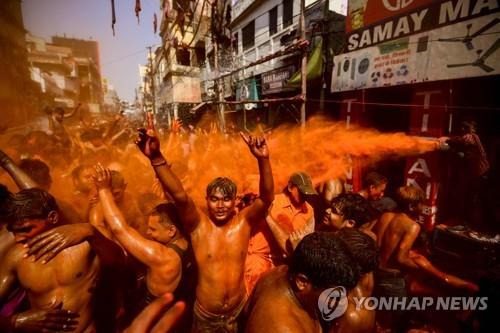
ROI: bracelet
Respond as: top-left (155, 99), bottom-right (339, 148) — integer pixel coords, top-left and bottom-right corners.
top-left (151, 158), bottom-right (170, 167)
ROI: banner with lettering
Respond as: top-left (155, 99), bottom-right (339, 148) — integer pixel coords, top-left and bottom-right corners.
top-left (332, 0), bottom-right (499, 92)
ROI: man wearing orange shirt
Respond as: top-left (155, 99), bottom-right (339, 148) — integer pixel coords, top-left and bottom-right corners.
top-left (244, 172), bottom-right (316, 295)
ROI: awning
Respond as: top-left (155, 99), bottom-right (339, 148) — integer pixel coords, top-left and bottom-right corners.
top-left (287, 38), bottom-right (323, 87)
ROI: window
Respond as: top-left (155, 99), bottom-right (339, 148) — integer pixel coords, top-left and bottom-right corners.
top-left (232, 32), bottom-right (239, 54)
top-left (269, 6), bottom-right (278, 36)
top-left (176, 48), bottom-right (190, 66)
top-left (242, 20), bottom-right (255, 51)
top-left (283, 0), bottom-right (293, 28)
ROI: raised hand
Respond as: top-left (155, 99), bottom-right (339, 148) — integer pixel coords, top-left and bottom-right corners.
top-left (25, 223), bottom-right (94, 264)
top-left (240, 132), bottom-right (269, 159)
top-left (92, 164), bottom-right (112, 190)
top-left (171, 118), bottom-right (183, 134)
top-left (125, 293), bottom-right (185, 333)
top-left (136, 112), bottom-right (162, 160)
top-left (12, 306), bottom-right (79, 332)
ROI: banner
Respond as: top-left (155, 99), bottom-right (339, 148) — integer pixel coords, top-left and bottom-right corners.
top-left (332, 12), bottom-right (500, 92)
top-left (261, 65), bottom-right (296, 95)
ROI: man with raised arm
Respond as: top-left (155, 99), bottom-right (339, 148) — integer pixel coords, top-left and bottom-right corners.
top-left (135, 114), bottom-right (274, 332)
top-left (91, 164), bottom-right (191, 304)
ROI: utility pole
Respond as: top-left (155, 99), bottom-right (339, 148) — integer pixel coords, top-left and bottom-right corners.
top-left (319, 0), bottom-right (329, 112)
top-left (147, 46), bottom-right (156, 115)
top-left (213, 22), bottom-right (226, 131)
top-left (300, 0), bottom-right (307, 128)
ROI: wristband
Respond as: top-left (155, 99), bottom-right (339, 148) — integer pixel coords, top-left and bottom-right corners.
top-left (151, 157), bottom-right (170, 167)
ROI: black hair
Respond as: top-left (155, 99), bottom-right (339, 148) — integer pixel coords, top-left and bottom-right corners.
top-left (54, 107), bottom-right (65, 116)
top-left (363, 171), bottom-right (388, 188)
top-left (289, 232), bottom-right (360, 290)
top-left (330, 193), bottom-right (378, 227)
top-left (150, 203), bottom-right (186, 239)
top-left (0, 188), bottom-right (58, 224)
top-left (110, 170), bottom-right (126, 190)
top-left (0, 184), bottom-right (14, 221)
top-left (337, 229), bottom-right (379, 274)
top-left (19, 159), bottom-right (52, 189)
top-left (206, 177), bottom-right (237, 199)
top-left (395, 186), bottom-right (425, 211)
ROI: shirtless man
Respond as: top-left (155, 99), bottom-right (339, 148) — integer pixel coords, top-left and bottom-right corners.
top-left (319, 193), bottom-right (378, 243)
top-left (92, 164), bottom-right (190, 303)
top-left (0, 188), bottom-right (99, 333)
top-left (135, 116), bottom-right (274, 332)
top-left (245, 232), bottom-right (360, 333)
top-left (332, 228), bottom-right (379, 333)
top-left (373, 185), bottom-right (478, 293)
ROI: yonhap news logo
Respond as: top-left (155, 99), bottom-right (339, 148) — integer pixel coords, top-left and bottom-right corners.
top-left (318, 290), bottom-right (489, 322)
top-left (318, 287), bottom-right (348, 321)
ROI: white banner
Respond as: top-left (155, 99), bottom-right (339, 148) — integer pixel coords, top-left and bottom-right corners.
top-left (332, 13), bottom-right (500, 92)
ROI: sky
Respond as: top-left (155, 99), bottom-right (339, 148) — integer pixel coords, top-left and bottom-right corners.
top-left (22, 0), bottom-right (161, 102)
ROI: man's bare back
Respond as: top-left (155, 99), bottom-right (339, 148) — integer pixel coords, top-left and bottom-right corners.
top-left (375, 212), bottom-right (420, 270)
top-left (5, 241), bottom-right (99, 333)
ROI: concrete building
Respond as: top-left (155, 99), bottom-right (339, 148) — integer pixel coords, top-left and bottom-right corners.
top-left (51, 36), bottom-right (103, 107)
top-left (153, 0), bottom-right (212, 124)
top-left (0, 0), bottom-right (41, 126)
top-left (218, 0), bottom-right (346, 128)
top-left (25, 34), bottom-right (104, 112)
top-left (26, 34), bottom-right (79, 108)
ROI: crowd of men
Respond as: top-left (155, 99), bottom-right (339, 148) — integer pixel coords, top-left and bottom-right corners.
top-left (0, 106), bottom-right (492, 332)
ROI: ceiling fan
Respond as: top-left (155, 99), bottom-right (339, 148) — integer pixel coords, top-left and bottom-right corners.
top-left (447, 38), bottom-right (499, 73)
top-left (438, 18), bottom-right (499, 50)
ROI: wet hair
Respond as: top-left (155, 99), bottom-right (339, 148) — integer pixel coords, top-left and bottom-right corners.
top-left (0, 184), bottom-right (14, 221)
top-left (363, 171), bottom-right (388, 188)
top-left (395, 186), bottom-right (425, 210)
top-left (19, 159), bottom-right (52, 190)
top-left (150, 203), bottom-right (186, 238)
top-left (206, 177), bottom-right (237, 199)
top-left (337, 229), bottom-right (379, 274)
top-left (330, 193), bottom-right (378, 227)
top-left (54, 107), bottom-right (65, 116)
top-left (0, 188), bottom-right (58, 224)
top-left (110, 170), bottom-right (126, 190)
top-left (289, 232), bottom-right (360, 290)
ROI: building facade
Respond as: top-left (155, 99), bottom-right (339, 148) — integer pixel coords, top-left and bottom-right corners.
top-left (152, 0), bottom-right (212, 125)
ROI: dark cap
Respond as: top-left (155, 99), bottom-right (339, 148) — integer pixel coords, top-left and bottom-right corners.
top-left (289, 172), bottom-right (317, 195)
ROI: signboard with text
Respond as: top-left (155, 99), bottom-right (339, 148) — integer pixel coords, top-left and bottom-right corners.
top-left (261, 65), bottom-right (297, 95)
top-left (333, 0), bottom-right (500, 92)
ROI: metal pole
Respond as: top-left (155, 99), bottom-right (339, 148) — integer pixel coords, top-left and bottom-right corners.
top-left (213, 36), bottom-right (226, 131)
top-left (300, 0), bottom-right (307, 128)
top-left (148, 46), bottom-right (156, 115)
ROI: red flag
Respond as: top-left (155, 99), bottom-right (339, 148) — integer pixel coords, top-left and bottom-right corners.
top-left (153, 13), bottom-right (158, 34)
top-left (111, 0), bottom-right (116, 35)
top-left (135, 0), bottom-right (141, 23)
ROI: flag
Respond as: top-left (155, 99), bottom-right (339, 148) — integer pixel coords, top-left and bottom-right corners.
top-left (153, 13), bottom-right (158, 34)
top-left (287, 38), bottom-right (323, 87)
top-left (111, 0), bottom-right (116, 36)
top-left (135, 0), bottom-right (141, 23)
